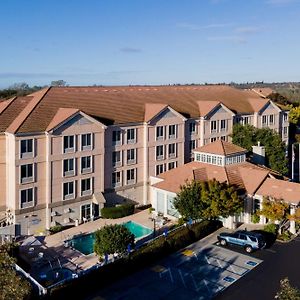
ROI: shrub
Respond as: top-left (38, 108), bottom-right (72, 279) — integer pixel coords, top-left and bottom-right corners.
top-left (263, 223), bottom-right (278, 235)
top-left (101, 204), bottom-right (135, 219)
top-left (135, 204), bottom-right (152, 211)
top-left (251, 213), bottom-right (260, 224)
top-left (49, 225), bottom-right (64, 234)
top-left (278, 231), bottom-right (292, 242)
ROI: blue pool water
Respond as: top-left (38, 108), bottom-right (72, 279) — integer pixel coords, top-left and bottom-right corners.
top-left (70, 221), bottom-right (153, 255)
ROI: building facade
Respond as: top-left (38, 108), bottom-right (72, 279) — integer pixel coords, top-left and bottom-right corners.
top-left (0, 85), bottom-right (289, 235)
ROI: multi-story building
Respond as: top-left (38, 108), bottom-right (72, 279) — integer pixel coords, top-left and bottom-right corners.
top-left (0, 85), bottom-right (289, 235)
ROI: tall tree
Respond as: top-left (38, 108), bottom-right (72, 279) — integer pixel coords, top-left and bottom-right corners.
top-left (259, 197), bottom-right (289, 223)
top-left (50, 80), bottom-right (67, 87)
top-left (94, 224), bottom-right (134, 257)
top-left (232, 124), bottom-right (288, 174)
top-left (173, 179), bottom-right (243, 220)
top-left (0, 244), bottom-right (31, 300)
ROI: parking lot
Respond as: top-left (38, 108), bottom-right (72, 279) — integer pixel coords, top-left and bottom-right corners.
top-left (87, 242), bottom-right (262, 300)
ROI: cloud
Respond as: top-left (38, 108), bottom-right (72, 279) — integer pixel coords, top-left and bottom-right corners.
top-left (176, 22), bottom-right (233, 31)
top-left (235, 26), bottom-right (261, 34)
top-left (267, 0), bottom-right (298, 4)
top-left (119, 47), bottom-right (142, 53)
top-left (207, 36), bottom-right (247, 44)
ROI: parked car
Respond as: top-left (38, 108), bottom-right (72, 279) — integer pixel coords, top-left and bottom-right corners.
top-left (217, 230), bottom-right (266, 253)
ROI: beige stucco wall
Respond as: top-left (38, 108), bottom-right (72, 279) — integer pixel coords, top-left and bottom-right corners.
top-left (0, 135), bottom-right (6, 213)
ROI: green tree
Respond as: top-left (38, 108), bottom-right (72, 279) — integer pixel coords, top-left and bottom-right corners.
top-left (232, 124), bottom-right (288, 174)
top-left (259, 197), bottom-right (289, 223)
top-left (94, 224), bottom-right (134, 257)
top-left (50, 80), bottom-right (67, 87)
top-left (0, 243), bottom-right (31, 300)
top-left (276, 278), bottom-right (300, 300)
top-left (173, 179), bottom-right (243, 220)
top-left (289, 106), bottom-right (300, 125)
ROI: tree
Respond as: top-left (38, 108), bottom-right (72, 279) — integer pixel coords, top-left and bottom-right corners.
top-left (173, 179), bottom-right (243, 220)
top-left (232, 124), bottom-right (288, 174)
top-left (50, 80), bottom-right (67, 87)
top-left (289, 106), bottom-right (300, 125)
top-left (0, 243), bottom-right (31, 300)
top-left (94, 224), bottom-right (134, 257)
top-left (276, 278), bottom-right (300, 300)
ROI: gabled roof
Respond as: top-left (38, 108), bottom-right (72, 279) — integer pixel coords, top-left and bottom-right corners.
top-left (256, 178), bottom-right (300, 204)
top-left (46, 108), bottom-right (80, 131)
top-left (0, 85), bottom-right (279, 133)
top-left (0, 97), bottom-right (15, 114)
top-left (193, 140), bottom-right (247, 156)
top-left (247, 98), bottom-right (269, 113)
top-left (197, 101), bottom-right (220, 117)
top-left (144, 103), bottom-right (168, 122)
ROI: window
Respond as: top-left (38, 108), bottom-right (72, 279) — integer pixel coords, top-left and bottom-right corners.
top-left (63, 136), bottom-right (75, 153)
top-left (189, 122), bottom-right (196, 134)
top-left (127, 149), bottom-right (136, 164)
top-left (220, 120), bottom-right (226, 131)
top-left (211, 137), bottom-right (217, 143)
top-left (156, 164), bottom-right (164, 176)
top-left (283, 113), bottom-right (288, 122)
top-left (244, 117), bottom-right (249, 125)
top-left (269, 114), bottom-right (274, 125)
top-left (63, 181), bottom-right (75, 200)
top-left (168, 125), bottom-right (176, 139)
top-left (112, 151), bottom-right (121, 167)
top-left (211, 120), bottom-right (217, 133)
top-left (20, 188), bottom-right (34, 209)
top-left (20, 164), bottom-right (34, 184)
top-left (212, 156), bottom-right (217, 165)
top-left (20, 139), bottom-right (33, 158)
top-left (239, 234), bottom-right (247, 240)
top-left (168, 143), bottom-right (176, 158)
top-left (201, 154), bottom-right (206, 162)
top-left (189, 140), bottom-right (196, 152)
top-left (81, 156), bottom-right (92, 173)
top-left (217, 157), bottom-right (223, 166)
top-left (283, 127), bottom-right (288, 136)
top-left (63, 158), bottom-right (75, 176)
top-left (81, 133), bottom-right (92, 150)
top-left (221, 136), bottom-right (226, 141)
top-left (112, 130), bottom-right (121, 146)
top-left (207, 155), bottom-right (211, 163)
top-left (168, 161), bottom-right (176, 170)
top-left (126, 168), bottom-right (136, 185)
top-left (254, 199), bottom-right (260, 212)
top-left (127, 128), bottom-right (136, 144)
top-left (156, 126), bottom-right (164, 140)
top-left (112, 171), bottom-right (121, 187)
top-left (262, 115), bottom-right (268, 126)
top-left (156, 145), bottom-right (164, 160)
top-left (81, 178), bottom-right (92, 196)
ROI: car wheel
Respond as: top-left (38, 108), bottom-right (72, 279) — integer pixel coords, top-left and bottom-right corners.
top-left (220, 239), bottom-right (227, 246)
top-left (245, 245), bottom-right (253, 253)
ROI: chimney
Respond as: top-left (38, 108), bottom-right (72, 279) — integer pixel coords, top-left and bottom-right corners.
top-left (252, 141), bottom-right (266, 166)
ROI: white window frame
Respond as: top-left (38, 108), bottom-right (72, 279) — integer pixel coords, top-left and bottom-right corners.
top-left (211, 120), bottom-right (217, 133)
top-left (189, 140), bottom-right (196, 152)
top-left (156, 126), bottom-right (164, 140)
top-left (20, 187), bottom-right (35, 209)
top-left (63, 181), bottom-right (75, 200)
top-left (20, 139), bottom-right (34, 159)
top-left (168, 143), bottom-right (176, 158)
top-left (81, 177), bottom-right (92, 197)
top-left (126, 168), bottom-right (136, 185)
top-left (262, 115), bottom-right (268, 126)
top-left (127, 128), bottom-right (136, 144)
top-left (112, 151), bottom-right (122, 167)
top-left (211, 137), bottom-right (217, 143)
top-left (168, 161), bottom-right (177, 170)
top-left (63, 135), bottom-right (75, 153)
top-left (20, 163), bottom-right (34, 184)
top-left (189, 122), bottom-right (196, 134)
top-left (244, 117), bottom-right (249, 125)
top-left (156, 145), bottom-right (164, 160)
top-left (220, 120), bottom-right (226, 131)
top-left (81, 156), bottom-right (93, 174)
top-left (269, 114), bottom-right (274, 125)
top-left (81, 133), bottom-right (92, 151)
top-left (156, 164), bottom-right (165, 176)
top-left (112, 171), bottom-right (121, 188)
top-left (127, 148), bottom-right (136, 165)
top-left (168, 125), bottom-right (177, 139)
top-left (63, 158), bottom-right (75, 177)
top-left (112, 130), bottom-right (122, 146)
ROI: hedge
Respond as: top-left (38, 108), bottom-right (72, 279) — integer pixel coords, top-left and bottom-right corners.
top-left (47, 220), bottom-right (221, 299)
top-left (101, 204), bottom-right (135, 219)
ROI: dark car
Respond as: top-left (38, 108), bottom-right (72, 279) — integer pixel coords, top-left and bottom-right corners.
top-left (217, 230), bottom-right (266, 253)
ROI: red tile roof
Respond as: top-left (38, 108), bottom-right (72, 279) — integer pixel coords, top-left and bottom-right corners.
top-left (46, 108), bottom-right (80, 131)
top-left (193, 140), bottom-right (247, 156)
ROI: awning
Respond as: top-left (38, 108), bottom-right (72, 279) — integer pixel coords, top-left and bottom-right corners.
top-left (92, 192), bottom-right (106, 205)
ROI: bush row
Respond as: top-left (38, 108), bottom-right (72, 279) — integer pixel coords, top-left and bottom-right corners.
top-left (100, 204), bottom-right (135, 219)
top-left (48, 220), bottom-right (222, 299)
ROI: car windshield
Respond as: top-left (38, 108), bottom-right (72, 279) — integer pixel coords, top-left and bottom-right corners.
top-left (249, 236), bottom-right (257, 242)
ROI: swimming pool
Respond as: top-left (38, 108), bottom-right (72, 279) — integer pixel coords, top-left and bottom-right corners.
top-left (70, 221), bottom-right (153, 255)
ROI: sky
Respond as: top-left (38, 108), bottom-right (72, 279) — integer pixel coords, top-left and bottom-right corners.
top-left (1, 0), bottom-right (300, 88)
